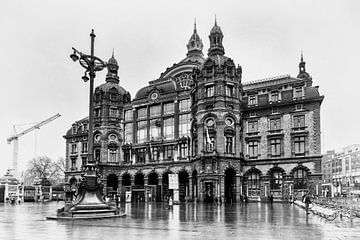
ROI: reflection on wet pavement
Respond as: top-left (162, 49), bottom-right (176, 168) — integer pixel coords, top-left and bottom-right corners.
top-left (1, 201), bottom-right (359, 240)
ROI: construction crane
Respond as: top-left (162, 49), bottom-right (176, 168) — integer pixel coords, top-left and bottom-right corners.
top-left (6, 113), bottom-right (61, 177)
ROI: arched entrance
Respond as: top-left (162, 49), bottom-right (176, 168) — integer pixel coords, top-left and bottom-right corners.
top-left (147, 171), bottom-right (160, 201)
top-left (134, 172), bottom-right (145, 202)
top-left (121, 173), bottom-right (132, 202)
top-left (192, 170), bottom-right (198, 201)
top-left (106, 174), bottom-right (119, 197)
top-left (224, 168), bottom-right (236, 203)
top-left (122, 173), bottom-right (131, 187)
top-left (179, 171), bottom-right (189, 202)
top-left (162, 171), bottom-right (172, 201)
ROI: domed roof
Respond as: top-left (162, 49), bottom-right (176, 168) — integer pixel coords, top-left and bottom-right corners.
top-left (108, 52), bottom-right (118, 66)
top-left (135, 80), bottom-right (177, 100)
top-left (205, 54), bottom-right (231, 67)
top-left (208, 18), bottom-right (225, 56)
top-left (105, 52), bottom-right (120, 84)
top-left (305, 86), bottom-right (320, 99)
top-left (96, 81), bottom-right (129, 96)
top-left (186, 20), bottom-right (204, 56)
top-left (210, 20), bottom-right (223, 35)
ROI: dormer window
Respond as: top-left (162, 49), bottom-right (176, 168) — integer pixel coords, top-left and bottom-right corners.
top-left (270, 91), bottom-right (281, 103)
top-left (295, 104), bottom-right (303, 111)
top-left (271, 108), bottom-right (279, 114)
top-left (72, 125), bottom-right (77, 134)
top-left (294, 86), bottom-right (304, 99)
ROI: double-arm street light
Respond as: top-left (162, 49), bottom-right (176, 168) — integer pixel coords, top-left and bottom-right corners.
top-left (70, 29), bottom-right (107, 166)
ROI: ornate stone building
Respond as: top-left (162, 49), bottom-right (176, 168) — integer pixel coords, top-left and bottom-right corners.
top-left (64, 21), bottom-right (324, 203)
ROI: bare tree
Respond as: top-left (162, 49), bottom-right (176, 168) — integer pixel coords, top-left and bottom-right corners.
top-left (23, 156), bottom-right (65, 185)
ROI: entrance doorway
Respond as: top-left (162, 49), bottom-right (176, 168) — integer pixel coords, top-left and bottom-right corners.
top-left (224, 168), bottom-right (236, 203)
top-left (203, 181), bottom-right (214, 203)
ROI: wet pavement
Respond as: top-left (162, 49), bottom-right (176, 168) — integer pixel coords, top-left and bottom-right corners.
top-left (1, 201), bottom-right (360, 240)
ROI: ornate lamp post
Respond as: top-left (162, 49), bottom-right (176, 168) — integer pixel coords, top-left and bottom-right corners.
top-left (70, 29), bottom-right (106, 166)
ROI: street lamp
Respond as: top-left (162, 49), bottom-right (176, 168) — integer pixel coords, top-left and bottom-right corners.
top-left (70, 29), bottom-right (107, 166)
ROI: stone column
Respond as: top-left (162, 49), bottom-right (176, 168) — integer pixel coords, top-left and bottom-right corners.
top-left (158, 177), bottom-right (163, 201)
top-left (189, 177), bottom-right (193, 201)
top-left (144, 177), bottom-right (149, 202)
top-left (219, 175), bottom-right (225, 203)
top-left (236, 174), bottom-right (241, 202)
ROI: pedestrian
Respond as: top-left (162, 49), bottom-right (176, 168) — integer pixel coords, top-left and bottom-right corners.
top-left (303, 193), bottom-right (311, 214)
top-left (115, 195), bottom-right (119, 207)
top-left (268, 194), bottom-right (274, 204)
top-left (168, 196), bottom-right (173, 209)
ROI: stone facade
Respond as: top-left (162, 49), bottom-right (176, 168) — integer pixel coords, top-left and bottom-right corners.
top-left (64, 21), bottom-right (324, 203)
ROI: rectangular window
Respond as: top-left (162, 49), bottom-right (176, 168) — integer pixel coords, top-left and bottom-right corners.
top-left (137, 121), bottom-right (148, 143)
top-left (164, 118), bottom-right (174, 139)
top-left (71, 144), bottom-right (77, 154)
top-left (248, 95), bottom-right (257, 106)
top-left (206, 136), bottom-right (215, 152)
top-left (71, 158), bottom-right (76, 170)
top-left (206, 85), bottom-right (214, 97)
top-left (124, 149), bottom-right (131, 163)
top-left (137, 107), bottom-right (147, 119)
top-left (248, 121), bottom-right (258, 133)
top-left (94, 149), bottom-right (100, 162)
top-left (294, 87), bottom-right (303, 99)
top-left (269, 118), bottom-right (281, 132)
top-left (83, 124), bottom-right (88, 132)
top-left (179, 143), bottom-right (188, 159)
top-left (109, 108), bottom-right (118, 117)
top-left (270, 139), bottom-right (281, 156)
top-left (124, 123), bottom-right (133, 143)
top-left (225, 85), bottom-right (234, 97)
top-left (108, 148), bottom-right (117, 162)
top-left (136, 148), bottom-right (146, 164)
top-left (150, 105), bottom-right (161, 116)
top-left (179, 114), bottom-right (191, 138)
top-left (124, 110), bottom-right (133, 121)
top-left (150, 119), bottom-right (161, 140)
top-left (294, 136), bottom-right (305, 155)
top-left (95, 108), bottom-right (101, 117)
top-left (225, 136), bottom-right (234, 154)
top-left (179, 99), bottom-right (191, 112)
top-left (81, 142), bottom-right (88, 153)
top-left (151, 146), bottom-right (160, 161)
top-left (248, 141), bottom-right (259, 158)
top-left (164, 145), bottom-right (174, 160)
top-left (293, 115), bottom-right (305, 130)
top-left (164, 102), bottom-right (174, 114)
top-left (82, 157), bottom-right (87, 166)
top-left (270, 91), bottom-right (279, 102)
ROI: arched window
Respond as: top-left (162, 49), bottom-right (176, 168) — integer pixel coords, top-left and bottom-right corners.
top-left (204, 118), bottom-right (215, 152)
top-left (270, 171), bottom-right (283, 190)
top-left (248, 172), bottom-right (260, 196)
top-left (294, 169), bottom-right (307, 189)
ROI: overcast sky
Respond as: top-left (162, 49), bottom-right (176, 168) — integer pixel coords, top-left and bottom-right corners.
top-left (1, 0), bottom-right (359, 176)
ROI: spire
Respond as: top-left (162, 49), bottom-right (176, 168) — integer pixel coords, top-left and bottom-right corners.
top-left (106, 51), bottom-right (119, 84)
top-left (297, 51), bottom-right (310, 79)
top-left (186, 20), bottom-right (203, 57)
top-left (208, 17), bottom-right (224, 56)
